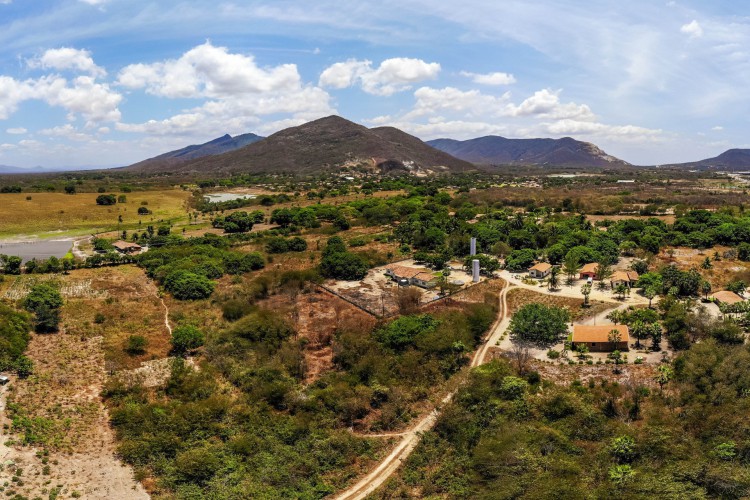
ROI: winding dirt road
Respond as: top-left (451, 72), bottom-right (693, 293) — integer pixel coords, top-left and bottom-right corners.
top-left (335, 281), bottom-right (512, 500)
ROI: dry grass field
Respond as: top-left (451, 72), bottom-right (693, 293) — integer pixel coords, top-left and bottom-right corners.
top-left (505, 287), bottom-right (613, 322)
top-left (0, 188), bottom-right (191, 238)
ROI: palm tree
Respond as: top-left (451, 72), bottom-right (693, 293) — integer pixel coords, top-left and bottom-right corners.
top-left (701, 280), bottom-right (712, 301)
top-left (614, 283), bottom-right (628, 300)
top-left (644, 286), bottom-right (657, 309)
top-left (581, 283), bottom-right (592, 307)
top-left (548, 267), bottom-right (560, 291)
top-left (562, 256), bottom-right (580, 286)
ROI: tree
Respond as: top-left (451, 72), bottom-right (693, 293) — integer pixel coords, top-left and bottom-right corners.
top-left (171, 325), bottom-right (205, 354)
top-left (700, 256), bottom-right (712, 270)
top-left (655, 364), bottom-right (673, 392)
top-left (95, 194), bottom-right (117, 205)
top-left (510, 303), bottom-right (570, 348)
top-left (23, 283), bottom-right (63, 333)
top-left (165, 271), bottom-right (215, 300)
top-left (137, 206), bottom-right (150, 215)
top-left (644, 286), bottom-right (657, 308)
top-left (581, 283), bottom-right (592, 307)
top-left (0, 254), bottom-right (22, 275)
top-left (701, 280), bottom-right (712, 301)
top-left (320, 252), bottom-right (368, 281)
top-left (614, 283), bottom-right (628, 300)
top-left (64, 183), bottom-right (76, 194)
top-left (548, 266), bottom-right (560, 291)
top-left (126, 335), bottom-right (148, 355)
top-left (562, 256), bottom-right (580, 286)
top-left (631, 259), bottom-right (649, 275)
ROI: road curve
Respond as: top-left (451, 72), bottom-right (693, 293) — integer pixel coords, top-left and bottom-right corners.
top-left (335, 281), bottom-right (511, 500)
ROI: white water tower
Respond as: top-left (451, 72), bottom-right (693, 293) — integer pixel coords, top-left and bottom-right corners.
top-left (472, 259), bottom-right (480, 283)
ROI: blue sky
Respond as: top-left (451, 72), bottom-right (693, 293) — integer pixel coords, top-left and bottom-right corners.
top-left (0, 0), bottom-right (748, 168)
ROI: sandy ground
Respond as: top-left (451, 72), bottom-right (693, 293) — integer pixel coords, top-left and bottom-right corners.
top-left (325, 259), bottom-right (484, 316)
top-left (0, 332), bottom-right (148, 499)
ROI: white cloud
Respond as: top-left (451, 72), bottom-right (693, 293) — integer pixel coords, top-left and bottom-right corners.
top-left (6, 127), bottom-right (26, 134)
top-left (460, 71), bottom-right (516, 85)
top-left (680, 20), bottom-right (703, 38)
top-left (29, 47), bottom-right (106, 77)
top-left (79, 0), bottom-right (108, 5)
top-left (0, 0), bottom-right (11, 4)
top-left (712, 125), bottom-right (724, 131)
top-left (117, 42), bottom-right (300, 98)
top-left (35, 75), bottom-right (121, 123)
top-left (39, 124), bottom-right (93, 142)
top-left (319, 57), bottom-right (440, 95)
top-left (0, 77), bottom-right (36, 120)
top-left (507, 89), bottom-right (595, 121)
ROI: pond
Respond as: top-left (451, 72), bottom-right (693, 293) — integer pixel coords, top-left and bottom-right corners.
top-left (0, 239), bottom-right (73, 263)
top-left (204, 193), bottom-right (257, 203)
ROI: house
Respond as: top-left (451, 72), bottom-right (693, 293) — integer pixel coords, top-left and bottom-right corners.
top-left (610, 271), bottom-right (640, 288)
top-left (571, 324), bottom-right (629, 352)
top-left (528, 262), bottom-right (552, 279)
top-left (112, 240), bottom-right (142, 254)
top-left (385, 265), bottom-right (438, 289)
top-left (579, 263), bottom-right (599, 280)
top-left (710, 290), bottom-right (745, 305)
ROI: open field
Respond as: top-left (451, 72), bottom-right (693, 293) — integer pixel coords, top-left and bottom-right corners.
top-left (0, 188), bottom-right (191, 238)
top-left (505, 286), bottom-right (613, 322)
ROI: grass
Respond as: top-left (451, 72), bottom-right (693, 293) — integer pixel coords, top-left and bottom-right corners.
top-left (0, 189), bottom-right (191, 239)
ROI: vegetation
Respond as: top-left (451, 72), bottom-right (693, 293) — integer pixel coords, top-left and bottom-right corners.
top-left (510, 303), bottom-right (570, 347)
top-left (0, 304), bottom-right (32, 375)
top-left (22, 283), bottom-right (63, 333)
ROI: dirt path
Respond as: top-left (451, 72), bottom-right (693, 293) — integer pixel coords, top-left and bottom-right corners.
top-left (160, 297), bottom-right (172, 335)
top-left (0, 333), bottom-right (148, 499)
top-left (335, 281), bottom-right (511, 500)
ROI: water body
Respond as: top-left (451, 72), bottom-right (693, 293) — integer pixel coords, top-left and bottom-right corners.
top-left (204, 193), bottom-right (257, 203)
top-left (0, 239), bottom-right (73, 263)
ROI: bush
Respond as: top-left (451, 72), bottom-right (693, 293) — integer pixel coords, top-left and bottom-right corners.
top-left (137, 206), bottom-right (150, 215)
top-left (126, 335), bottom-right (147, 355)
top-left (165, 271), bottom-right (215, 300)
top-left (171, 325), bottom-right (205, 354)
top-left (222, 300), bottom-right (253, 321)
top-left (23, 283), bottom-right (63, 333)
top-left (94, 312), bottom-right (106, 324)
top-left (510, 303), bottom-right (570, 348)
top-left (95, 194), bottom-right (117, 206)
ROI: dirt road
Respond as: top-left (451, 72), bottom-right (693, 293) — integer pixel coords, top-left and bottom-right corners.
top-left (335, 281), bottom-right (511, 500)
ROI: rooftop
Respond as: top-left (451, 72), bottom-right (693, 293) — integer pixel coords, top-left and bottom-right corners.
top-left (711, 290), bottom-right (745, 305)
top-left (572, 324), bottom-right (629, 343)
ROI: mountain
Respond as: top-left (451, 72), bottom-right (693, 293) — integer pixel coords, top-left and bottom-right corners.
top-left (126, 133), bottom-right (264, 171)
top-left (427, 136), bottom-right (630, 168)
top-left (122, 116), bottom-right (475, 175)
top-left (664, 149), bottom-right (750, 171)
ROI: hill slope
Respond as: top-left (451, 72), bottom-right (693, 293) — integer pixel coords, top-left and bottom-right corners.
top-left (126, 133), bottom-right (264, 171)
top-left (427, 136), bottom-right (629, 168)
top-left (665, 149), bottom-right (750, 171)
top-left (123, 116), bottom-right (475, 175)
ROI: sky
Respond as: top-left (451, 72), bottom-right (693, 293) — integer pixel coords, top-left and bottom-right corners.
top-left (0, 1), bottom-right (749, 168)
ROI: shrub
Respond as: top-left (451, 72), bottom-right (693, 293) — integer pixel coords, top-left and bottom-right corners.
top-left (125, 335), bottom-right (147, 355)
top-left (320, 252), bottom-right (369, 281)
top-left (165, 271), bottom-right (214, 300)
top-left (137, 206), bottom-right (150, 215)
top-left (95, 194), bottom-right (117, 206)
top-left (171, 325), bottom-right (205, 354)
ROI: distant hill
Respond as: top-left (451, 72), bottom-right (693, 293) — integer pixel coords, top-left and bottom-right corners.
top-left (664, 149), bottom-right (750, 171)
top-left (427, 136), bottom-right (630, 168)
top-left (122, 116), bottom-right (475, 175)
top-left (126, 133), bottom-right (264, 171)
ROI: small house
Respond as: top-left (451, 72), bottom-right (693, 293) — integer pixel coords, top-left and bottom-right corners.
top-left (385, 265), bottom-right (437, 289)
top-left (571, 324), bottom-right (629, 352)
top-left (528, 262), bottom-right (552, 279)
top-left (112, 240), bottom-right (142, 254)
top-left (579, 263), bottom-right (599, 280)
top-left (710, 290), bottom-right (745, 305)
top-left (610, 271), bottom-right (639, 289)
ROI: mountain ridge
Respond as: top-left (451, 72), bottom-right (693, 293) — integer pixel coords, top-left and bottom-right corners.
top-left (427, 135), bottom-right (630, 168)
top-left (121, 115), bottom-right (475, 175)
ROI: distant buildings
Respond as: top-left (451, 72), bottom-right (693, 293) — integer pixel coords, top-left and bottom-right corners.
top-left (112, 240), bottom-right (142, 255)
top-left (610, 271), bottom-right (639, 289)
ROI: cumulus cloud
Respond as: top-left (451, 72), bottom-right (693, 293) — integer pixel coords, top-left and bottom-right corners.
top-left (29, 47), bottom-right (106, 77)
top-left (378, 85), bottom-right (661, 144)
top-left (39, 124), bottom-right (94, 142)
top-left (460, 71), bottom-right (516, 85)
top-left (6, 127), bottom-right (26, 134)
top-left (319, 57), bottom-right (440, 95)
top-left (79, 0), bottom-right (108, 5)
top-left (681, 20), bottom-right (703, 38)
top-left (118, 42), bottom-right (300, 98)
